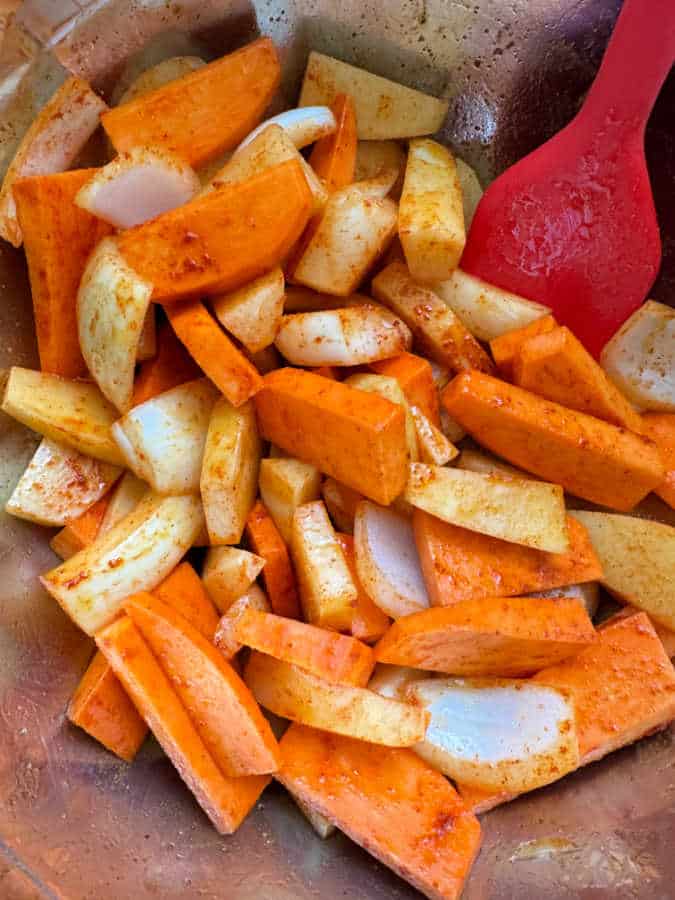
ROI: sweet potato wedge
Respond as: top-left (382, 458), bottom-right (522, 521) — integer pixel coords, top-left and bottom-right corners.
top-left (202, 547), bottom-right (265, 614)
top-left (336, 532), bottom-right (390, 643)
top-left (50, 492), bottom-right (111, 560)
top-left (308, 93), bottom-right (358, 191)
top-left (370, 351), bottom-right (440, 425)
top-left (374, 596), bottom-right (595, 676)
top-left (131, 322), bottom-right (202, 406)
top-left (245, 501), bottom-right (300, 619)
top-left (213, 585), bottom-right (271, 659)
top-left (154, 561), bottom-right (219, 640)
top-left (96, 616), bottom-right (269, 833)
top-left (442, 370), bottom-right (664, 511)
top-left (489, 314), bottom-right (557, 381)
top-left (277, 724), bottom-right (481, 900)
top-left (642, 413), bottom-right (675, 508)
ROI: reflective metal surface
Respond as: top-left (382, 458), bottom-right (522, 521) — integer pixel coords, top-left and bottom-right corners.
top-left (1, 1), bottom-right (674, 897)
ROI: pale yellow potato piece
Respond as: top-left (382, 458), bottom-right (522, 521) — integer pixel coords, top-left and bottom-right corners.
top-left (212, 268), bottom-right (285, 354)
top-left (299, 52), bottom-right (448, 140)
top-left (245, 652), bottom-right (428, 747)
top-left (410, 406), bottom-right (458, 466)
top-left (98, 471), bottom-right (148, 537)
top-left (456, 448), bottom-right (534, 482)
top-left (200, 397), bottom-right (261, 545)
top-left (112, 379), bottom-right (218, 494)
top-left (292, 184), bottom-right (397, 296)
top-left (434, 269), bottom-right (551, 342)
top-left (213, 584), bottom-right (270, 658)
top-left (571, 511), bottom-right (675, 630)
top-left (455, 157), bottom-right (483, 229)
top-left (345, 373), bottom-right (418, 462)
top-left (601, 300), bottom-right (675, 412)
top-left (291, 500), bottom-right (358, 631)
top-left (399, 139), bottom-right (465, 283)
top-left (404, 463), bottom-right (568, 553)
top-left (5, 438), bottom-right (120, 527)
top-left (136, 308), bottom-right (157, 362)
top-left (40, 493), bottom-right (204, 635)
top-left (204, 548), bottom-right (266, 614)
top-left (77, 238), bottom-right (154, 413)
top-left (1, 367), bottom-right (125, 466)
top-left (114, 56), bottom-right (206, 105)
top-left (408, 678), bottom-right (578, 793)
top-left (354, 141), bottom-right (406, 198)
top-left (259, 457), bottom-right (322, 545)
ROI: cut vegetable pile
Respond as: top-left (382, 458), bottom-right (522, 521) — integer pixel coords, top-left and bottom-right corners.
top-left (2, 37), bottom-right (675, 900)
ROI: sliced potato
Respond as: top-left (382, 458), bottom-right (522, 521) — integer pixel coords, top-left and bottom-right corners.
top-left (77, 237), bottom-right (154, 413)
top-left (345, 373), bottom-right (418, 462)
top-left (399, 138), bottom-right (465, 282)
top-left (410, 406), bottom-right (458, 466)
top-left (455, 157), bottom-right (483, 229)
top-left (212, 268), bottom-right (284, 354)
top-left (368, 663), bottom-right (429, 699)
top-left (98, 471), bottom-right (148, 537)
top-left (203, 547), bottom-right (266, 614)
top-left (570, 511), bottom-right (675, 630)
top-left (114, 56), bottom-right (206, 106)
top-left (245, 651), bottom-right (428, 747)
top-left (136, 307), bottom-right (157, 362)
top-left (1, 367), bottom-right (125, 466)
top-left (321, 477), bottom-right (364, 534)
top-left (5, 438), bottom-right (120, 527)
top-left (200, 397), bottom-right (261, 545)
top-left (601, 300), bottom-right (675, 411)
top-left (213, 584), bottom-right (270, 658)
top-left (404, 463), bottom-right (568, 553)
top-left (112, 379), bottom-right (218, 494)
top-left (292, 183), bottom-right (397, 296)
top-left (456, 448), bottom-right (534, 482)
top-left (259, 457), bottom-right (322, 545)
top-left (40, 493), bottom-right (204, 634)
top-left (299, 52), bottom-right (448, 140)
top-left (354, 141), bottom-right (406, 197)
top-left (354, 501), bottom-right (429, 618)
top-left (291, 500), bottom-right (358, 631)
top-left (275, 304), bottom-right (411, 367)
top-left (236, 106), bottom-right (336, 152)
top-left (433, 269), bottom-right (551, 342)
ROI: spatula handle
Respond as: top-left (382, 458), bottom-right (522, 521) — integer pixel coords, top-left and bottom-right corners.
top-left (581, 0), bottom-right (675, 139)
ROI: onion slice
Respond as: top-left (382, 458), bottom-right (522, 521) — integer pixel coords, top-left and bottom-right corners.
top-left (236, 106), bottom-right (336, 152)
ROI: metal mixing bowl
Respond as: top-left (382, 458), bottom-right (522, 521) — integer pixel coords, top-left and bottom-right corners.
top-left (1, 1), bottom-right (674, 897)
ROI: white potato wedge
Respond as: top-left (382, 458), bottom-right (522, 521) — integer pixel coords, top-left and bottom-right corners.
top-left (40, 493), bottom-right (204, 634)
top-left (292, 184), bottom-right (398, 296)
top-left (77, 238), bottom-right (154, 413)
top-left (354, 141), bottom-right (406, 197)
top-left (601, 300), bottom-right (675, 411)
top-left (345, 373), bottom-right (418, 462)
top-left (455, 157), bottom-right (483, 229)
top-left (404, 464), bottom-right (568, 553)
top-left (114, 56), bottom-right (206, 105)
top-left (5, 439), bottom-right (120, 527)
top-left (321, 478), bottom-right (364, 534)
top-left (98, 471), bottom-right (148, 537)
top-left (299, 52), bottom-right (448, 140)
top-left (112, 379), bottom-right (218, 494)
top-left (76, 146), bottom-right (200, 228)
top-left (203, 547), bottom-right (266, 614)
top-left (213, 584), bottom-right (270, 658)
top-left (1, 367), bottom-right (125, 466)
top-left (532, 582), bottom-right (600, 619)
top-left (212, 268), bottom-right (285, 354)
top-left (236, 106), bottom-right (336, 152)
top-left (0, 77), bottom-right (107, 246)
top-left (291, 500), bottom-right (358, 631)
top-left (136, 307), bottom-right (157, 362)
top-left (354, 501), bottom-right (429, 618)
top-left (408, 677), bottom-right (579, 792)
top-left (399, 139), bottom-right (465, 282)
top-left (259, 457), bottom-right (321, 545)
top-left (410, 406), bottom-right (459, 466)
top-left (245, 652), bottom-right (428, 747)
top-left (204, 124), bottom-right (327, 211)
top-left (275, 305), bottom-right (411, 367)
top-left (571, 511), bottom-right (675, 630)
top-left (456, 448), bottom-right (534, 482)
top-left (433, 269), bottom-right (551, 342)
top-left (368, 664), bottom-right (430, 699)
top-left (200, 397), bottom-right (261, 545)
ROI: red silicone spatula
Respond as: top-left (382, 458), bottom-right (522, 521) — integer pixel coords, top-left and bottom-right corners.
top-left (460, 0), bottom-right (675, 357)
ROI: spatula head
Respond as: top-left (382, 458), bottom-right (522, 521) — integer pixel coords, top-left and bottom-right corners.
top-left (461, 119), bottom-right (661, 357)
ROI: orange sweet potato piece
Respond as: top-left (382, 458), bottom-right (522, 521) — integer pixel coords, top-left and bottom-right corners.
top-left (512, 325), bottom-right (644, 432)
top-left (308, 93), bottom-right (358, 192)
top-left (374, 596), bottom-right (595, 676)
top-left (245, 500), bottom-right (300, 619)
top-left (50, 491), bottom-right (112, 560)
top-left (67, 650), bottom-right (147, 762)
top-left (641, 413), bottom-right (675, 509)
top-left (442, 370), bottom-right (664, 511)
top-left (154, 561), bottom-right (219, 640)
top-left (102, 39), bottom-right (280, 167)
top-left (96, 616), bottom-right (269, 833)
top-left (116, 160), bottom-right (313, 303)
top-left (370, 352), bottom-right (440, 426)
top-left (277, 724), bottom-right (482, 900)
top-left (336, 532), bottom-right (390, 643)
top-left (234, 609), bottom-right (375, 686)
top-left (131, 322), bottom-right (202, 406)
top-left (489, 314), bottom-right (557, 380)
top-left (125, 592), bottom-right (280, 777)
top-left (254, 368), bottom-right (408, 505)
top-left (13, 169), bottom-right (112, 378)
top-left (164, 300), bottom-right (263, 407)
top-left (413, 509), bottom-right (602, 605)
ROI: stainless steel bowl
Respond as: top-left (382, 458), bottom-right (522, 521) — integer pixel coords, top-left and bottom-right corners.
top-left (1, 1), bottom-right (674, 897)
